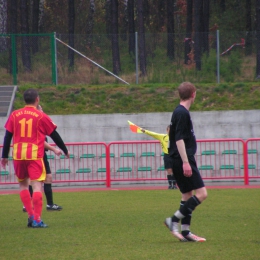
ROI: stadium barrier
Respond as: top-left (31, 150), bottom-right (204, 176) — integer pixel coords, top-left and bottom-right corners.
top-left (1, 138), bottom-right (260, 188)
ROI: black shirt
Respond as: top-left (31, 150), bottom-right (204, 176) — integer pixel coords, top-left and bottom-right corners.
top-left (168, 104), bottom-right (197, 157)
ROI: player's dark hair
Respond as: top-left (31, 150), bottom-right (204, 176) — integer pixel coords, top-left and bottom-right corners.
top-left (178, 82), bottom-right (196, 101)
top-left (23, 89), bottom-right (39, 104)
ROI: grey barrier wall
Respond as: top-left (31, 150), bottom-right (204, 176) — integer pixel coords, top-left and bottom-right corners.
top-left (0, 110), bottom-right (260, 144)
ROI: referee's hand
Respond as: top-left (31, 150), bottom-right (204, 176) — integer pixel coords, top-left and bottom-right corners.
top-left (183, 162), bottom-right (192, 177)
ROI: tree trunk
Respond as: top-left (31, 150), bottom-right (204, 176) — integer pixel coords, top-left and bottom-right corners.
top-left (158, 0), bottom-right (166, 31)
top-left (137, 0), bottom-right (147, 76)
top-left (120, 0), bottom-right (128, 41)
top-left (20, 0), bottom-right (31, 72)
top-left (111, 0), bottom-right (121, 75)
top-left (127, 0), bottom-right (135, 55)
top-left (31, 0), bottom-right (40, 54)
top-left (220, 0), bottom-right (225, 12)
top-left (38, 0), bottom-right (45, 32)
top-left (202, 0), bottom-right (209, 54)
top-left (184, 0), bottom-right (193, 64)
top-left (245, 0), bottom-right (252, 56)
top-left (105, 0), bottom-right (111, 39)
top-left (68, 0), bottom-right (75, 68)
top-left (194, 0), bottom-right (202, 70)
top-left (167, 0), bottom-right (174, 60)
top-left (0, 0), bottom-right (7, 53)
top-left (256, 0), bottom-right (260, 78)
top-left (86, 0), bottom-right (95, 48)
top-left (8, 0), bottom-right (18, 74)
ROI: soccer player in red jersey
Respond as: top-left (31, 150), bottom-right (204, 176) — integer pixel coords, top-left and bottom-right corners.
top-left (1, 89), bottom-right (70, 228)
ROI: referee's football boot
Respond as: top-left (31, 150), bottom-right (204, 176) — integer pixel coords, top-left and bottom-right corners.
top-left (183, 232), bottom-right (206, 242)
top-left (46, 204), bottom-right (63, 211)
top-left (164, 217), bottom-right (188, 242)
top-left (32, 220), bottom-right (48, 228)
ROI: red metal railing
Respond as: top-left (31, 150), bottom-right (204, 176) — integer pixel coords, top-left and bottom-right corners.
top-left (1, 138), bottom-right (259, 187)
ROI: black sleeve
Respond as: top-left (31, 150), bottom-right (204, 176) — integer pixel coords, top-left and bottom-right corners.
top-left (49, 130), bottom-right (68, 155)
top-left (2, 130), bottom-right (13, 158)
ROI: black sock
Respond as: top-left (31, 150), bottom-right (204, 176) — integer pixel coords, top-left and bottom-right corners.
top-left (171, 201), bottom-right (185, 223)
top-left (180, 195), bottom-right (200, 216)
top-left (28, 185), bottom-right (33, 198)
top-left (180, 200), bottom-right (192, 236)
top-left (44, 183), bottom-right (53, 205)
top-left (172, 197), bottom-right (199, 224)
top-left (171, 175), bottom-right (176, 186)
top-left (167, 174), bottom-right (172, 186)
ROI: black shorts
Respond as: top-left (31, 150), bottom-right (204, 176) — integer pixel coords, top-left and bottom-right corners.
top-left (163, 154), bottom-right (173, 169)
top-left (43, 153), bottom-right (51, 174)
top-left (171, 155), bottom-right (205, 194)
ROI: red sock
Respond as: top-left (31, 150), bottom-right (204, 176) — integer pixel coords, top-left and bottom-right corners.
top-left (32, 192), bottom-right (43, 222)
top-left (20, 190), bottom-right (34, 217)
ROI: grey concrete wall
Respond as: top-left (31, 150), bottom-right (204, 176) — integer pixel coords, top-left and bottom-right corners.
top-left (1, 110), bottom-right (260, 143)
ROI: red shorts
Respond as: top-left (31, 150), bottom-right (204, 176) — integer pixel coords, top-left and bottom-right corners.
top-left (13, 159), bottom-right (46, 182)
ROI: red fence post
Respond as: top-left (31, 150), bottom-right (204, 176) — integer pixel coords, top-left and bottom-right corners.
top-left (243, 140), bottom-right (249, 185)
top-left (106, 144), bottom-right (111, 188)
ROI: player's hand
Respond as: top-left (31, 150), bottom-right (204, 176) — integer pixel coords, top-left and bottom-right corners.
top-left (54, 148), bottom-right (62, 156)
top-left (65, 151), bottom-right (70, 159)
top-left (1, 158), bottom-right (8, 169)
top-left (183, 162), bottom-right (192, 177)
top-left (141, 128), bottom-right (145, 133)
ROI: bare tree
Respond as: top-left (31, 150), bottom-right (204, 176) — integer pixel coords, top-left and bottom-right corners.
top-left (0, 0), bottom-right (7, 52)
top-left (202, 0), bottom-right (209, 54)
top-left (245, 0), bottom-right (252, 56)
top-left (120, 0), bottom-right (128, 41)
top-left (31, 0), bottom-right (40, 54)
top-left (38, 0), bottom-right (45, 32)
top-left (127, 0), bottom-right (135, 55)
top-left (68, 0), bottom-right (75, 68)
top-left (184, 0), bottom-right (193, 64)
top-left (86, 0), bottom-right (95, 48)
top-left (220, 0), bottom-right (225, 12)
top-left (20, 0), bottom-right (31, 72)
top-left (256, 0), bottom-right (260, 78)
top-left (167, 0), bottom-right (174, 60)
top-left (105, 0), bottom-right (112, 39)
top-left (8, 0), bottom-right (18, 74)
top-left (111, 0), bottom-right (121, 75)
top-left (194, 0), bottom-right (202, 70)
top-left (158, 0), bottom-right (166, 31)
top-left (137, 0), bottom-right (147, 76)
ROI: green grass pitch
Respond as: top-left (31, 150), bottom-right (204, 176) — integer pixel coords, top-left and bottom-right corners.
top-left (0, 188), bottom-right (259, 260)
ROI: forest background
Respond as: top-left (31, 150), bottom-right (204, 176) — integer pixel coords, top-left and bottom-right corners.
top-left (0, 1), bottom-right (260, 114)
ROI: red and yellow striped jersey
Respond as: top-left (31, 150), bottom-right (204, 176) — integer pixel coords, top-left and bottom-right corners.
top-left (5, 105), bottom-right (57, 160)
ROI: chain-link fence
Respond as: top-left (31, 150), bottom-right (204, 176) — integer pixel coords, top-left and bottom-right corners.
top-left (0, 31), bottom-right (257, 85)
top-left (0, 33), bottom-right (55, 85)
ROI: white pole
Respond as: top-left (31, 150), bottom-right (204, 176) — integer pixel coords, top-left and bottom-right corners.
top-left (54, 32), bottom-right (58, 85)
top-left (135, 32), bottom-right (138, 84)
top-left (216, 30), bottom-right (220, 84)
top-left (55, 37), bottom-right (130, 85)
